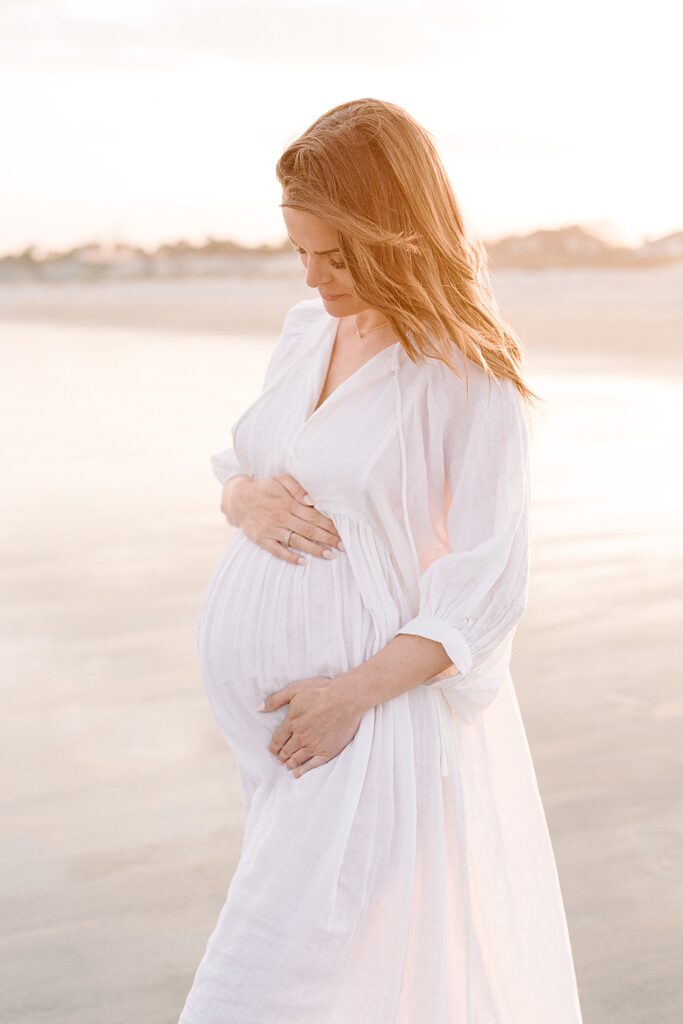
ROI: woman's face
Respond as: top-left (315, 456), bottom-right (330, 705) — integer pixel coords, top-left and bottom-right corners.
top-left (281, 200), bottom-right (367, 317)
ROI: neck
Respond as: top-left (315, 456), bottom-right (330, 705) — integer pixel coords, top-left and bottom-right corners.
top-left (353, 309), bottom-right (389, 336)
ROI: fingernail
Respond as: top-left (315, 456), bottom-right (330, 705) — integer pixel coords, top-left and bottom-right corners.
top-left (337, 541), bottom-right (345, 552)
top-left (302, 494), bottom-right (315, 505)
top-left (322, 549), bottom-right (336, 559)
top-left (297, 556), bottom-right (306, 566)
top-left (255, 701), bottom-right (265, 711)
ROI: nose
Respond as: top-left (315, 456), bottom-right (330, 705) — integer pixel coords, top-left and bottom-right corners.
top-left (304, 256), bottom-right (333, 290)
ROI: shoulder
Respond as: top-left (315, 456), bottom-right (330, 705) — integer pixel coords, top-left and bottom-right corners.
top-left (280, 295), bottom-right (327, 342)
top-left (408, 350), bottom-right (528, 441)
top-left (263, 296), bottom-right (327, 387)
top-left (407, 346), bottom-right (517, 410)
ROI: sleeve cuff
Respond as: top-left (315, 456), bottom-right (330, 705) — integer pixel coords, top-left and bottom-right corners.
top-left (395, 614), bottom-right (473, 677)
top-left (210, 450), bottom-right (249, 487)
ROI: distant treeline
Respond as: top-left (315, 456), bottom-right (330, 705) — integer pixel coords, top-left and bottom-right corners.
top-left (1, 225), bottom-right (681, 282)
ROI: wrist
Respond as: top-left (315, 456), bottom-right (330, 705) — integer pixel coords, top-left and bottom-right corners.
top-left (221, 474), bottom-right (253, 527)
top-left (330, 665), bottom-right (379, 716)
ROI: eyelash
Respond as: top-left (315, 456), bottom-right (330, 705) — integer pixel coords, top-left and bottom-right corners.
top-left (292, 246), bottom-right (346, 271)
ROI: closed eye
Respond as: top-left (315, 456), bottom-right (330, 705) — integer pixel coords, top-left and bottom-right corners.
top-left (290, 245), bottom-right (346, 271)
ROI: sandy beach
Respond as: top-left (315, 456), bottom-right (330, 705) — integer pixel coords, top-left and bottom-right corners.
top-left (2, 267), bottom-right (682, 1023)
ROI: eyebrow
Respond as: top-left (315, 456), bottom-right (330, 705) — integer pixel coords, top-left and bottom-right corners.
top-left (287, 235), bottom-right (341, 255)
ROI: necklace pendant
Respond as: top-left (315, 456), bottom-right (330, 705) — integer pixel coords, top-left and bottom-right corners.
top-left (355, 318), bottom-right (391, 341)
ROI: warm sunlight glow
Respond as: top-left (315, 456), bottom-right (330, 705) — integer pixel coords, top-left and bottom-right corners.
top-left (0, 0), bottom-right (680, 253)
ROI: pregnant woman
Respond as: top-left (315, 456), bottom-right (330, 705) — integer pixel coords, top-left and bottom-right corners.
top-left (178, 99), bottom-right (584, 1023)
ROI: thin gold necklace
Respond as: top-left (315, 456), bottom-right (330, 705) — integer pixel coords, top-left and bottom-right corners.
top-left (355, 318), bottom-right (390, 340)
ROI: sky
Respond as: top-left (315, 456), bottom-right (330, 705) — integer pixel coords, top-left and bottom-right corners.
top-left (1, 0), bottom-right (681, 255)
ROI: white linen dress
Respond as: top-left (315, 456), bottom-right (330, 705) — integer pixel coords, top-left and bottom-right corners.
top-left (177, 297), bottom-right (584, 1024)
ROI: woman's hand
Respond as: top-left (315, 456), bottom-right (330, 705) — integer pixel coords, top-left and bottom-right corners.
top-left (221, 473), bottom-right (345, 565)
top-left (259, 675), bottom-right (365, 777)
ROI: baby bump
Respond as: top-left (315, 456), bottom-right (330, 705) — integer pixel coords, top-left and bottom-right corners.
top-left (196, 517), bottom-right (396, 762)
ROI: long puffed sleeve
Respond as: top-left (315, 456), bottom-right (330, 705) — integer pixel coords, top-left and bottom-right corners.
top-left (395, 371), bottom-right (530, 710)
top-left (210, 446), bottom-right (249, 488)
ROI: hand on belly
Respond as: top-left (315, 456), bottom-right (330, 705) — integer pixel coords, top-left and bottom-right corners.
top-left (258, 675), bottom-right (365, 778)
top-left (222, 473), bottom-right (345, 566)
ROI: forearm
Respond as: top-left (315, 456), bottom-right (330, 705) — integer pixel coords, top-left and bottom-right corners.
top-left (331, 634), bottom-right (456, 715)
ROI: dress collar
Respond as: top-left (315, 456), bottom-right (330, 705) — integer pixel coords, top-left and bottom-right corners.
top-left (301, 303), bottom-right (403, 429)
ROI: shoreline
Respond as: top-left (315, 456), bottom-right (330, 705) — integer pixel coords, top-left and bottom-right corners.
top-left (1, 264), bottom-right (682, 379)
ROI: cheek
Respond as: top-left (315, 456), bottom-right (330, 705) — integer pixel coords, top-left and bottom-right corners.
top-left (337, 269), bottom-right (355, 291)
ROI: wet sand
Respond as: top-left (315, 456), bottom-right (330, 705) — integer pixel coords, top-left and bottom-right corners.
top-left (1, 268), bottom-right (682, 1022)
